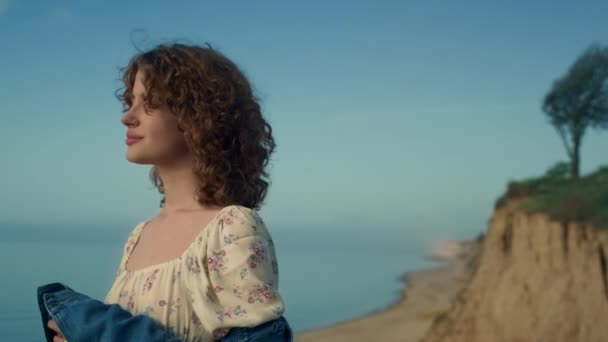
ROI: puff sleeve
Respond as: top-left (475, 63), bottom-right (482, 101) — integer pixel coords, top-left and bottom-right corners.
top-left (183, 205), bottom-right (285, 339)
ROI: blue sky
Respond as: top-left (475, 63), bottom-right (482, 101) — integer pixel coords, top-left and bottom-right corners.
top-left (1, 1), bottom-right (606, 241)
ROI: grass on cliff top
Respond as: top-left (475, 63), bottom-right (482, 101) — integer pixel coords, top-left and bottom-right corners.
top-left (495, 163), bottom-right (608, 230)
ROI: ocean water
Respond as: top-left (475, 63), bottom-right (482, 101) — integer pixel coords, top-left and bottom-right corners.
top-left (1, 223), bottom-right (437, 341)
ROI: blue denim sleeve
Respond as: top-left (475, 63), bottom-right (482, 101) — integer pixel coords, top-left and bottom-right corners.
top-left (37, 282), bottom-right (183, 342)
top-left (37, 282), bottom-right (293, 342)
top-left (220, 316), bottom-right (294, 342)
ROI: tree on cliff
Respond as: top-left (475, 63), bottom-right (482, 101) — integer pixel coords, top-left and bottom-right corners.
top-left (542, 44), bottom-right (608, 178)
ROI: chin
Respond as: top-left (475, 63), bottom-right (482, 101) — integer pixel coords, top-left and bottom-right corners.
top-left (125, 152), bottom-right (152, 165)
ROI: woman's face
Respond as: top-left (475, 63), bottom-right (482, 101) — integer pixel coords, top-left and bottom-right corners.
top-left (120, 70), bottom-right (190, 166)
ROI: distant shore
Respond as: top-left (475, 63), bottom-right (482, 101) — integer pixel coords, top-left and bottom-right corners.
top-left (295, 240), bottom-right (479, 342)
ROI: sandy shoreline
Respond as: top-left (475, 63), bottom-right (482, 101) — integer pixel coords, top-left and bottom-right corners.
top-left (295, 241), bottom-right (478, 342)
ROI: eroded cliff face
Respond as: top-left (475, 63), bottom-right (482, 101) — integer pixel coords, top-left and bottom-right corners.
top-left (424, 199), bottom-right (608, 342)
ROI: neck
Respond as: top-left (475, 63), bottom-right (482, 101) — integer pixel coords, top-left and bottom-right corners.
top-left (155, 156), bottom-right (210, 215)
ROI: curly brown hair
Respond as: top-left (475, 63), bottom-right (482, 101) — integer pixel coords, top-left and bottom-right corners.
top-left (116, 43), bottom-right (276, 210)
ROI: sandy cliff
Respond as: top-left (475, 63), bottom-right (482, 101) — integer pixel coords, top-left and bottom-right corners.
top-left (424, 199), bottom-right (608, 342)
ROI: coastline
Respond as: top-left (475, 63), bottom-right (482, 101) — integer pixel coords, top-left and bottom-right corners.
top-left (295, 240), bottom-right (479, 342)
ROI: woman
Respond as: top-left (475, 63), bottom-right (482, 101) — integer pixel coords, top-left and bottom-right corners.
top-left (45, 42), bottom-right (291, 341)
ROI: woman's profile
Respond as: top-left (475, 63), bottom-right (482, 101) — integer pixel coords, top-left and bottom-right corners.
top-left (56, 42), bottom-right (290, 341)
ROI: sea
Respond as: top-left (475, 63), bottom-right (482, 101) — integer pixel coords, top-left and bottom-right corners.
top-left (1, 222), bottom-right (438, 341)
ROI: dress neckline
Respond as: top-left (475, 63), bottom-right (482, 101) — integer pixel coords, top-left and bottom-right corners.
top-left (122, 205), bottom-right (236, 275)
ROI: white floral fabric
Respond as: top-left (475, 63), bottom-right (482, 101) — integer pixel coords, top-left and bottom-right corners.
top-left (104, 205), bottom-right (285, 341)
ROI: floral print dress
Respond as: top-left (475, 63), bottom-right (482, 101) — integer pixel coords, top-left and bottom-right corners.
top-left (104, 205), bottom-right (285, 341)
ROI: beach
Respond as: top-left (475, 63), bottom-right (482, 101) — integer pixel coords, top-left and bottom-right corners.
top-left (295, 240), bottom-right (479, 342)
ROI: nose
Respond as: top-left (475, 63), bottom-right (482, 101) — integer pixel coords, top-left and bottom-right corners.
top-left (121, 107), bottom-right (138, 127)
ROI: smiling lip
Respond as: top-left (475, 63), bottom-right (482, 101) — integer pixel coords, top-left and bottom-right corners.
top-left (126, 137), bottom-right (142, 145)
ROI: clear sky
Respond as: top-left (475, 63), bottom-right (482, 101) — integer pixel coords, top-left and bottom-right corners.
top-left (1, 0), bottom-right (606, 240)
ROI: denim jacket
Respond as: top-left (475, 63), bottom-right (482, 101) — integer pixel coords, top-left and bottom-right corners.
top-left (37, 282), bottom-right (293, 342)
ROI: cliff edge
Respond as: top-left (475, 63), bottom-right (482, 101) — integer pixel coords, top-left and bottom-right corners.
top-left (424, 198), bottom-right (608, 342)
